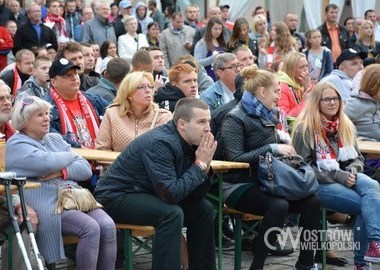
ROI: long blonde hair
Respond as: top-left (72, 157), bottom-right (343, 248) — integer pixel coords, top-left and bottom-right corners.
top-left (291, 82), bottom-right (356, 149)
top-left (114, 71), bottom-right (156, 117)
top-left (358, 20), bottom-right (376, 48)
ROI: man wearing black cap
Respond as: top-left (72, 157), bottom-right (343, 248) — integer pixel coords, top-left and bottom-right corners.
top-left (320, 48), bottom-right (365, 102)
top-left (220, 5), bottom-right (234, 31)
top-left (45, 58), bottom-right (108, 148)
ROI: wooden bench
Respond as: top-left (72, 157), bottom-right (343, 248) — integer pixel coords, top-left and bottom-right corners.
top-left (223, 207), bottom-right (263, 270)
top-left (51, 225), bottom-right (155, 270)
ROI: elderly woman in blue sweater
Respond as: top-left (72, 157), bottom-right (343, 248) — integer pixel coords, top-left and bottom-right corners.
top-left (5, 96), bottom-right (116, 269)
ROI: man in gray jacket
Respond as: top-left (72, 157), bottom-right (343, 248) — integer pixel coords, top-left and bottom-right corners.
top-left (82, 1), bottom-right (116, 46)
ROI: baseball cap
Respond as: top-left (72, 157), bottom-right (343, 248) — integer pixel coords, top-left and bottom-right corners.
top-left (49, 58), bottom-right (80, 79)
top-left (336, 48), bottom-right (367, 67)
top-left (119, 0), bottom-right (132, 9)
top-left (219, 4), bottom-right (230, 10)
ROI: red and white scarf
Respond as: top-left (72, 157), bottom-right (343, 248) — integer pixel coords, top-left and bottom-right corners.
top-left (276, 108), bottom-right (291, 143)
top-left (12, 66), bottom-right (21, 96)
top-left (46, 12), bottom-right (69, 38)
top-left (50, 88), bottom-right (99, 148)
top-left (314, 117), bottom-right (358, 171)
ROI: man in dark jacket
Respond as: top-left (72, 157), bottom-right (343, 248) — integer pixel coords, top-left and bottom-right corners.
top-left (12, 2), bottom-right (57, 55)
top-left (0, 0), bottom-right (13, 26)
top-left (94, 97), bottom-right (217, 270)
top-left (317, 4), bottom-right (350, 64)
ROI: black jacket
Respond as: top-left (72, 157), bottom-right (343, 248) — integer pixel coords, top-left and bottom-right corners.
top-left (317, 22), bottom-right (350, 54)
top-left (94, 120), bottom-right (211, 204)
top-left (154, 83), bottom-right (185, 112)
top-left (0, 6), bottom-right (13, 26)
top-left (13, 20), bottom-right (58, 55)
top-left (221, 103), bottom-right (280, 183)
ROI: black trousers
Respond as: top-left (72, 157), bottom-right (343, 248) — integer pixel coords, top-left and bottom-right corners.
top-left (104, 193), bottom-right (216, 270)
top-left (230, 185), bottom-right (320, 270)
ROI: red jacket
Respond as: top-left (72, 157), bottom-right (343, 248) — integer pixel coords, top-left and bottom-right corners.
top-left (0, 26), bottom-right (13, 71)
top-left (278, 82), bottom-right (305, 117)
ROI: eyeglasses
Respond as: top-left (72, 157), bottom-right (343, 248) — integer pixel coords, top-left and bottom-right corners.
top-left (219, 63), bottom-right (243, 72)
top-left (20, 97), bottom-right (34, 113)
top-left (0, 95), bottom-right (14, 103)
top-left (137, 85), bottom-right (154, 91)
top-left (320, 96), bottom-right (340, 105)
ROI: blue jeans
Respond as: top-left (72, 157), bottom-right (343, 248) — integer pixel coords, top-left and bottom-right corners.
top-left (316, 173), bottom-right (380, 264)
top-left (61, 208), bottom-right (117, 270)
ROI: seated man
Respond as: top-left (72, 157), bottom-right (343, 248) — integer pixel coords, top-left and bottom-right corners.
top-left (87, 58), bottom-right (130, 103)
top-left (200, 53), bottom-right (241, 112)
top-left (45, 58), bottom-right (108, 148)
top-left (0, 80), bottom-right (38, 269)
top-left (16, 55), bottom-right (52, 100)
top-left (154, 63), bottom-right (198, 112)
top-left (94, 98), bottom-right (217, 270)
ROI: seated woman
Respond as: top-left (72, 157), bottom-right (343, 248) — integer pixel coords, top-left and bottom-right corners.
top-left (354, 20), bottom-right (380, 59)
top-left (292, 82), bottom-right (380, 270)
top-left (6, 96), bottom-right (117, 269)
top-left (96, 71), bottom-right (172, 151)
top-left (277, 52), bottom-right (313, 117)
top-left (221, 65), bottom-right (320, 270)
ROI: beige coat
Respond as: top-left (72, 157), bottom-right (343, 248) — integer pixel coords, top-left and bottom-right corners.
top-left (95, 104), bottom-right (172, 151)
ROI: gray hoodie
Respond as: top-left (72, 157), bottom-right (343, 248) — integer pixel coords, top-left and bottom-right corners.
top-left (345, 90), bottom-right (380, 141)
top-left (16, 75), bottom-right (49, 101)
top-left (135, 1), bottom-right (153, 34)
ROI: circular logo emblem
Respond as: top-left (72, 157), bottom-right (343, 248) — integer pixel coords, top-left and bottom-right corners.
top-left (59, 58), bottom-right (69, 65)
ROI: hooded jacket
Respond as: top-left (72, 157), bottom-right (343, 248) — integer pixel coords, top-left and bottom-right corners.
top-left (154, 83), bottom-right (185, 112)
top-left (16, 75), bottom-right (49, 100)
top-left (135, 2), bottom-right (153, 34)
top-left (320, 69), bottom-right (353, 102)
top-left (345, 90), bottom-right (380, 141)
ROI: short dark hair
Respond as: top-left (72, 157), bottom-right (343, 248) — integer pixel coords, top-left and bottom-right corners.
top-left (106, 58), bottom-right (130, 84)
top-left (325, 3), bottom-right (338, 13)
top-left (148, 0), bottom-right (156, 7)
top-left (173, 97), bottom-right (209, 124)
top-left (132, 49), bottom-right (153, 68)
top-left (365, 9), bottom-right (376, 18)
top-left (147, 21), bottom-right (159, 30)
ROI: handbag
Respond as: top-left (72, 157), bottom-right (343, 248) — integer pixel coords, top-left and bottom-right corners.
top-left (55, 182), bottom-right (102, 213)
top-left (258, 152), bottom-right (319, 200)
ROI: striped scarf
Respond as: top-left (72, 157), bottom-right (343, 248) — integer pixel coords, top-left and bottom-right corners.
top-left (314, 116), bottom-right (358, 171)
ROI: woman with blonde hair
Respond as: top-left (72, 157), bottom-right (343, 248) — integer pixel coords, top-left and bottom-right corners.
top-left (95, 71), bottom-right (172, 151)
top-left (354, 20), bottom-right (380, 58)
top-left (249, 14), bottom-right (268, 40)
top-left (277, 51), bottom-right (313, 117)
top-left (292, 82), bottom-right (380, 269)
top-left (221, 65), bottom-right (320, 270)
top-left (258, 21), bottom-right (296, 68)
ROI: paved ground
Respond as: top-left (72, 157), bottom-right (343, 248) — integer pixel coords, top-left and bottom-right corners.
top-left (2, 223), bottom-right (380, 269)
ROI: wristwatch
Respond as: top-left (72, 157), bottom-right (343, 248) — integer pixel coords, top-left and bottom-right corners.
top-left (195, 159), bottom-right (208, 171)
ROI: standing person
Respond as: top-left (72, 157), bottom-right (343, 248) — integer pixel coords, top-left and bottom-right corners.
top-left (284, 13), bottom-right (306, 52)
top-left (9, 0), bottom-right (28, 27)
top-left (354, 20), bottom-right (380, 59)
top-left (0, 25), bottom-right (13, 71)
top-left (6, 95), bottom-right (117, 269)
top-left (227, 17), bottom-right (259, 63)
top-left (94, 97), bottom-right (216, 270)
top-left (148, 0), bottom-right (165, 31)
top-left (82, 1), bottom-right (116, 46)
top-left (12, 2), bottom-right (58, 56)
top-left (159, 12), bottom-right (195, 69)
top-left (292, 82), bottom-right (380, 270)
top-left (65, 0), bottom-right (82, 40)
top-left (219, 4), bottom-right (234, 31)
top-left (318, 4), bottom-right (350, 65)
top-left (194, 17), bottom-right (226, 81)
top-left (221, 65), bottom-right (320, 270)
top-left (135, 1), bottom-right (153, 34)
top-left (304, 29), bottom-right (333, 84)
top-left (344, 17), bottom-right (356, 40)
top-left (146, 21), bottom-right (160, 47)
top-left (108, 3), bottom-right (118, 23)
top-left (96, 71), bottom-right (171, 151)
top-left (45, 0), bottom-right (70, 44)
top-left (258, 21), bottom-right (296, 68)
top-left (277, 52), bottom-right (312, 117)
top-left (0, 0), bottom-right (13, 26)
top-left (118, 16), bottom-right (149, 64)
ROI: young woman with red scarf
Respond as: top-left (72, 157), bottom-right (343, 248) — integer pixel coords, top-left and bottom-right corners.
top-left (292, 82), bottom-right (380, 270)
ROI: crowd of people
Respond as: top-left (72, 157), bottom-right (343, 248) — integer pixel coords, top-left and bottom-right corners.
top-left (0, 1), bottom-right (380, 270)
